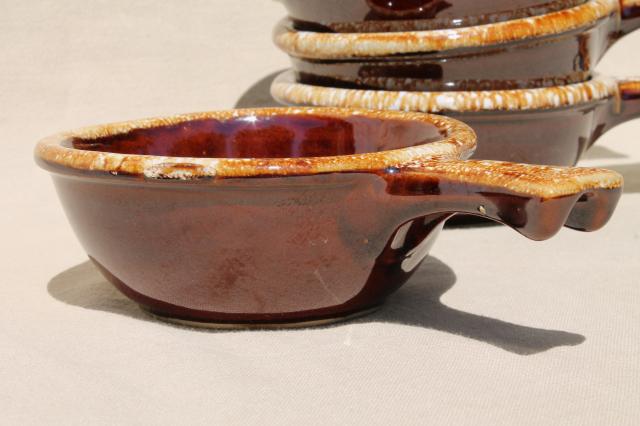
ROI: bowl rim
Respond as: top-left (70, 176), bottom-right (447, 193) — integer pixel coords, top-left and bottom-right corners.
top-left (274, 0), bottom-right (617, 59)
top-left (271, 71), bottom-right (620, 113)
top-left (35, 107), bottom-right (477, 180)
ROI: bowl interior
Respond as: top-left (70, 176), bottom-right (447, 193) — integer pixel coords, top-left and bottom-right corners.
top-left (65, 114), bottom-right (446, 159)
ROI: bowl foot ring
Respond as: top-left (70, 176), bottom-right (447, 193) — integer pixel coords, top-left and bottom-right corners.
top-left (139, 305), bottom-right (382, 330)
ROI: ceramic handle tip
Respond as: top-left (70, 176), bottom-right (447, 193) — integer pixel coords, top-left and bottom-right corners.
top-left (620, 0), bottom-right (640, 33)
top-left (385, 160), bottom-right (623, 241)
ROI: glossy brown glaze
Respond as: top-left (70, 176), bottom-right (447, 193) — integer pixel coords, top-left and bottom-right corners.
top-left (280, 13), bottom-right (620, 91)
top-left (281, 0), bottom-right (587, 32)
top-left (36, 108), bottom-right (622, 326)
top-left (49, 172), bottom-right (448, 323)
top-left (69, 115), bottom-right (445, 159)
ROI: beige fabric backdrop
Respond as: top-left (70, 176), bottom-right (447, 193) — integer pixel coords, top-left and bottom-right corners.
top-left (1, 1), bottom-right (639, 424)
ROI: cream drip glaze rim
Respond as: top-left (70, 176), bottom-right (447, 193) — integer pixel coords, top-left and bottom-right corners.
top-left (271, 71), bottom-right (621, 113)
top-left (35, 107), bottom-right (623, 197)
top-left (34, 107), bottom-right (476, 179)
top-left (274, 0), bottom-right (619, 59)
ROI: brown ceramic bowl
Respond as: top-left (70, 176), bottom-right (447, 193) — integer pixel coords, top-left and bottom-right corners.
top-left (279, 0), bottom-right (587, 32)
top-left (36, 108), bottom-right (622, 328)
top-left (272, 72), bottom-right (640, 166)
top-left (275, 0), bottom-right (640, 91)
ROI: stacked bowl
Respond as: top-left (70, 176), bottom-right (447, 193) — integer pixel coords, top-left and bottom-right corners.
top-left (272, 0), bottom-right (640, 166)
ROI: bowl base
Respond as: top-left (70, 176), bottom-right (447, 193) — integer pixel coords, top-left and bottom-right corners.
top-left (140, 305), bottom-right (382, 330)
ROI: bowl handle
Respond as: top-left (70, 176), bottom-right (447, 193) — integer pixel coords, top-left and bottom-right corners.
top-left (617, 78), bottom-right (640, 124)
top-left (594, 78), bottom-right (640, 146)
top-left (621, 0), bottom-right (640, 34)
top-left (383, 160), bottom-right (622, 241)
